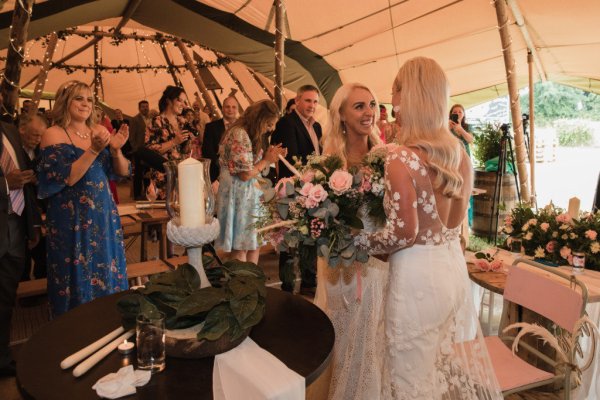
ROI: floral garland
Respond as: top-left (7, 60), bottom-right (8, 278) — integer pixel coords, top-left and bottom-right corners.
top-left (502, 204), bottom-right (600, 270)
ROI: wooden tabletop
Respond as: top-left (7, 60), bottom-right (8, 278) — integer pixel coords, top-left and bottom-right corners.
top-left (467, 257), bottom-right (600, 303)
top-left (17, 288), bottom-right (334, 400)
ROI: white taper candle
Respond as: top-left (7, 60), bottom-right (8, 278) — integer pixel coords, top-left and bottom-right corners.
top-left (60, 326), bottom-right (125, 369)
top-left (72, 330), bottom-right (135, 378)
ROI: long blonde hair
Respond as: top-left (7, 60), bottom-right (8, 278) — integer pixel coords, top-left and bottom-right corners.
top-left (322, 83), bottom-right (381, 166)
top-left (393, 57), bottom-right (464, 198)
top-left (51, 80), bottom-right (96, 129)
top-left (227, 100), bottom-right (279, 155)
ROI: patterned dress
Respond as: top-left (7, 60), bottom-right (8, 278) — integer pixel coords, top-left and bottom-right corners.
top-left (356, 145), bottom-right (502, 399)
top-left (215, 126), bottom-right (263, 251)
top-left (146, 116), bottom-right (187, 199)
top-left (37, 143), bottom-right (128, 316)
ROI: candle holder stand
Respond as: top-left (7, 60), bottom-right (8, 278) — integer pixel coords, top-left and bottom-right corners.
top-left (166, 219), bottom-right (220, 288)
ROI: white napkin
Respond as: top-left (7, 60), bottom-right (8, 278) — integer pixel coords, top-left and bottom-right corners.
top-left (92, 365), bottom-right (151, 399)
top-left (213, 337), bottom-right (305, 400)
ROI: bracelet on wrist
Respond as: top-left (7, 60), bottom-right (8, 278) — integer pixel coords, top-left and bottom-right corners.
top-left (88, 148), bottom-right (99, 156)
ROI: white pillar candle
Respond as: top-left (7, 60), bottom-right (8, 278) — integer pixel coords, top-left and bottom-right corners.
top-left (178, 157), bottom-right (206, 227)
top-left (567, 197), bottom-right (580, 220)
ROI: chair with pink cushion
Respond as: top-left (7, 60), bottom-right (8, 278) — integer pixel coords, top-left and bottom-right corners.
top-left (484, 258), bottom-right (595, 398)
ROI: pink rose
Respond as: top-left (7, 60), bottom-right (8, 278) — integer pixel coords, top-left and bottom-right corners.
top-left (359, 177), bottom-right (372, 193)
top-left (305, 184), bottom-right (327, 208)
top-left (556, 213), bottom-right (572, 224)
top-left (540, 222), bottom-right (550, 232)
top-left (301, 170), bottom-right (315, 183)
top-left (504, 215), bottom-right (513, 226)
top-left (489, 259), bottom-right (504, 272)
top-left (585, 230), bottom-right (598, 241)
top-left (328, 170), bottom-right (353, 195)
top-left (560, 246), bottom-right (572, 260)
top-left (299, 182), bottom-right (314, 197)
top-left (545, 241), bottom-right (556, 253)
top-left (475, 259), bottom-right (491, 272)
top-left (275, 177), bottom-right (294, 198)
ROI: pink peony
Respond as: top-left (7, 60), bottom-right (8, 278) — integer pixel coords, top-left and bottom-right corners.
top-left (585, 230), bottom-right (598, 241)
top-left (328, 170), bottom-right (353, 195)
top-left (299, 182), bottom-right (314, 197)
top-left (545, 240), bottom-right (557, 253)
top-left (275, 177), bottom-right (294, 198)
top-left (560, 246), bottom-right (572, 260)
top-left (540, 222), bottom-right (550, 232)
top-left (301, 170), bottom-right (315, 183)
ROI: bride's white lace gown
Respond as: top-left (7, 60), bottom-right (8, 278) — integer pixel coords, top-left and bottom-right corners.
top-left (356, 145), bottom-right (503, 400)
top-left (314, 208), bottom-right (388, 400)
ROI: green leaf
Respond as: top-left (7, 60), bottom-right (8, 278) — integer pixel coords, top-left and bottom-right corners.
top-left (197, 304), bottom-right (231, 341)
top-left (229, 276), bottom-right (259, 299)
top-left (230, 292), bottom-right (259, 325)
top-left (327, 202), bottom-right (339, 218)
top-left (285, 181), bottom-right (295, 196)
top-left (241, 298), bottom-right (265, 329)
top-left (277, 203), bottom-right (289, 219)
top-left (176, 287), bottom-right (228, 317)
top-left (319, 244), bottom-right (330, 259)
top-left (262, 188), bottom-right (276, 203)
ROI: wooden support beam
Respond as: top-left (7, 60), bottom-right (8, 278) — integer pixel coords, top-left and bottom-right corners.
top-left (493, 0), bottom-right (530, 202)
top-left (93, 26), bottom-right (103, 103)
top-left (274, 0), bottom-right (285, 112)
top-left (174, 38), bottom-right (221, 120)
top-left (248, 68), bottom-right (275, 101)
top-left (222, 63), bottom-right (253, 105)
top-left (506, 0), bottom-right (546, 82)
top-left (0, 0), bottom-right (34, 120)
top-left (159, 42), bottom-right (182, 88)
top-left (528, 50), bottom-right (536, 207)
top-left (29, 32), bottom-right (57, 114)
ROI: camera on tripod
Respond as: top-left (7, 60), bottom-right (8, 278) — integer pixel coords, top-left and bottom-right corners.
top-left (500, 123), bottom-right (511, 137)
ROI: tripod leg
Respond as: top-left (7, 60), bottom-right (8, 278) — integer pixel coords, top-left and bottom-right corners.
top-left (489, 140), bottom-right (505, 243)
top-left (507, 139), bottom-right (521, 203)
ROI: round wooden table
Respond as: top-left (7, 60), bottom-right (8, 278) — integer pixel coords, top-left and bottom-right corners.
top-left (17, 288), bottom-right (334, 400)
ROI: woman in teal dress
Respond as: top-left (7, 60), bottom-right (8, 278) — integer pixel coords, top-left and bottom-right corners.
top-left (216, 100), bottom-right (286, 264)
top-left (449, 103), bottom-right (474, 226)
top-left (37, 81), bottom-right (131, 316)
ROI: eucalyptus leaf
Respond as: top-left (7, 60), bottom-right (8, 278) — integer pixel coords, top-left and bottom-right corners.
top-left (285, 181), bottom-right (295, 196)
top-left (327, 202), bottom-right (339, 218)
top-left (319, 244), bottom-right (330, 259)
top-left (329, 256), bottom-right (340, 267)
top-left (356, 250), bottom-right (369, 263)
top-left (262, 188), bottom-right (276, 203)
top-left (311, 207), bottom-right (329, 219)
top-left (277, 203), bottom-right (289, 219)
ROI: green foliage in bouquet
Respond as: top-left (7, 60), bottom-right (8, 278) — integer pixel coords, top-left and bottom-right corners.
top-left (117, 259), bottom-right (266, 341)
top-left (472, 122), bottom-right (503, 169)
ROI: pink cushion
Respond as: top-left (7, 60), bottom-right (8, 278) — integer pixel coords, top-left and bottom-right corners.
top-left (504, 263), bottom-right (583, 332)
top-left (485, 336), bottom-right (555, 391)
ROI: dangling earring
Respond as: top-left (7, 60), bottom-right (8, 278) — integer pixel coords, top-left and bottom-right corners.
top-left (341, 121), bottom-right (346, 135)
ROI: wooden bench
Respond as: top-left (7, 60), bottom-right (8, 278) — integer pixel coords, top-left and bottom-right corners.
top-left (16, 259), bottom-right (173, 299)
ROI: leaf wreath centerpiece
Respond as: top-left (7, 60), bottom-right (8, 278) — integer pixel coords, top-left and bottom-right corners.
top-left (117, 257), bottom-right (266, 342)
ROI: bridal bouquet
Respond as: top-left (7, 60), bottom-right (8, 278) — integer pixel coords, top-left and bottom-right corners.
top-left (357, 144), bottom-right (390, 226)
top-left (258, 154), bottom-right (369, 267)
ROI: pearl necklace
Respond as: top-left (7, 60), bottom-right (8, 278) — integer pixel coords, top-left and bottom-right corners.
top-left (70, 127), bottom-right (90, 140)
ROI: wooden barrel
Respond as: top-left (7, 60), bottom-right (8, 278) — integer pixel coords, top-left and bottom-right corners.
top-left (472, 170), bottom-right (518, 238)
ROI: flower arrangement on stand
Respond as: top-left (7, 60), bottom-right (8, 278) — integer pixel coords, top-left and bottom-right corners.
top-left (502, 203), bottom-right (600, 271)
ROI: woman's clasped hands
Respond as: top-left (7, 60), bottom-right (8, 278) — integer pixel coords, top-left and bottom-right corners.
top-left (264, 143), bottom-right (287, 163)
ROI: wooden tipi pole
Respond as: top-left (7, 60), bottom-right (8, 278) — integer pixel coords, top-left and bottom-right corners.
top-left (29, 32), bottom-right (58, 114)
top-left (273, 0), bottom-right (285, 112)
top-left (528, 50), bottom-right (536, 207)
top-left (174, 38), bottom-right (221, 119)
top-left (0, 0), bottom-right (34, 120)
top-left (493, 0), bottom-right (530, 202)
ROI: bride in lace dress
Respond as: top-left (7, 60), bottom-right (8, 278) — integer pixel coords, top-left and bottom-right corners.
top-left (355, 58), bottom-right (503, 399)
top-left (314, 83), bottom-right (388, 400)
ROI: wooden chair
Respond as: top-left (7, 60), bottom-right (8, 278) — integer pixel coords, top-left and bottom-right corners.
top-left (484, 258), bottom-right (596, 398)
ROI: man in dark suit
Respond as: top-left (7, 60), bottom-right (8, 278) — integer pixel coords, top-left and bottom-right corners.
top-left (271, 85), bottom-right (322, 294)
top-left (0, 118), bottom-right (41, 376)
top-left (18, 113), bottom-right (47, 280)
top-left (202, 96), bottom-right (239, 183)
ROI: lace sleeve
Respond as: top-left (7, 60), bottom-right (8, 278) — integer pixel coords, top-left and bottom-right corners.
top-left (355, 151), bottom-right (418, 255)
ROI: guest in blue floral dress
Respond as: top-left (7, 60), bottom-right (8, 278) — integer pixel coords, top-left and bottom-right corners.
top-left (144, 86), bottom-right (190, 200)
top-left (216, 100), bottom-right (286, 264)
top-left (37, 81), bottom-right (131, 316)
